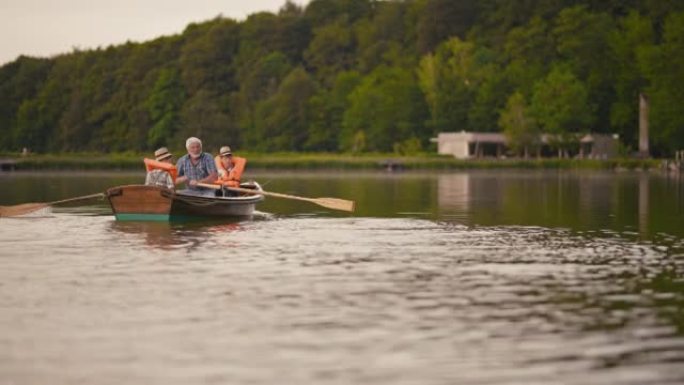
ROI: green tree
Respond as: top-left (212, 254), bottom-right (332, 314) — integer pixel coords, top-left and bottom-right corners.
top-left (67, 49), bottom-right (127, 151)
top-left (251, 67), bottom-right (319, 151)
top-left (502, 16), bottom-right (555, 97)
top-left (416, 0), bottom-right (480, 54)
top-left (304, 17), bottom-right (356, 86)
top-left (145, 68), bottom-right (185, 149)
top-left (238, 9), bottom-right (311, 65)
top-left (355, 1), bottom-right (415, 72)
top-left (0, 56), bottom-right (52, 150)
top-left (638, 12), bottom-right (684, 154)
top-left (306, 70), bottom-right (361, 151)
top-left (237, 52), bottom-right (292, 106)
top-left (636, 0), bottom-right (684, 31)
top-left (499, 91), bottom-right (538, 158)
top-left (342, 66), bottom-right (427, 152)
top-left (467, 47), bottom-right (508, 132)
top-left (12, 53), bottom-right (85, 152)
top-left (232, 51), bottom-right (293, 135)
top-left (57, 87), bottom-right (93, 151)
top-left (177, 89), bottom-right (233, 150)
top-left (180, 18), bottom-right (240, 95)
top-left (609, 11), bottom-right (654, 148)
top-left (475, 0), bottom-right (572, 48)
top-left (4, 0), bottom-right (684, 156)
top-left (552, 5), bottom-right (616, 132)
top-left (531, 66), bottom-right (593, 156)
top-left (89, 43), bottom-right (163, 152)
top-left (13, 99), bottom-right (48, 152)
top-left (304, 0), bottom-right (372, 28)
top-left (417, 37), bottom-right (484, 134)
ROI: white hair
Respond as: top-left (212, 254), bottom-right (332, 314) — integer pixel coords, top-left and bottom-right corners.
top-left (185, 137), bottom-right (202, 149)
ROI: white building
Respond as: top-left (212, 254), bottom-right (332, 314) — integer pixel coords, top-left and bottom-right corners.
top-left (432, 131), bottom-right (619, 159)
top-left (431, 131), bottom-right (507, 159)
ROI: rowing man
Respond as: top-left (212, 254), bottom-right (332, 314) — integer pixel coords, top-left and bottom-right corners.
top-left (175, 137), bottom-right (218, 195)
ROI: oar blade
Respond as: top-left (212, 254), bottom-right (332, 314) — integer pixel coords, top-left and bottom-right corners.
top-left (313, 198), bottom-right (355, 212)
top-left (0, 203), bottom-right (49, 217)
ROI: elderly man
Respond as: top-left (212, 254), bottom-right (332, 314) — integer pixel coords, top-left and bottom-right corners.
top-left (175, 137), bottom-right (218, 194)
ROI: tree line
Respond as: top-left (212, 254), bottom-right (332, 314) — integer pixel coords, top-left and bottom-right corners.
top-left (1, 0), bottom-right (683, 156)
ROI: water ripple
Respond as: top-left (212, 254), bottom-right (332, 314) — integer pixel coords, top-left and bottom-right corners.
top-left (1, 216), bottom-right (684, 384)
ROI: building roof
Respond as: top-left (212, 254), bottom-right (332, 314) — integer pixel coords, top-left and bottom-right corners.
top-left (435, 132), bottom-right (507, 144)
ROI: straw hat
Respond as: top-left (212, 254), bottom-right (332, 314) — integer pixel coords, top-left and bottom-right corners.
top-left (154, 147), bottom-right (173, 161)
top-left (219, 146), bottom-right (232, 156)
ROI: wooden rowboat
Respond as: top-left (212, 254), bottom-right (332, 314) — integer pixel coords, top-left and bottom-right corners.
top-left (106, 182), bottom-right (264, 221)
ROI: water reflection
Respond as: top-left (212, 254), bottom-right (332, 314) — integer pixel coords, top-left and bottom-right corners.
top-left (436, 171), bottom-right (684, 238)
top-left (109, 220), bottom-right (242, 250)
top-left (639, 175), bottom-right (649, 236)
top-left (0, 171), bottom-right (141, 205)
top-left (437, 173), bottom-right (470, 216)
top-left (2, 170), bottom-right (683, 239)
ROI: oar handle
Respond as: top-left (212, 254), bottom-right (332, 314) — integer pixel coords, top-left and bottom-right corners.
top-left (50, 193), bottom-right (105, 205)
top-left (0, 192), bottom-right (106, 217)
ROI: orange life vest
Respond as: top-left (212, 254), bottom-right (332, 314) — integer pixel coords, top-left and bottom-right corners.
top-left (214, 155), bottom-right (246, 188)
top-left (144, 158), bottom-right (177, 182)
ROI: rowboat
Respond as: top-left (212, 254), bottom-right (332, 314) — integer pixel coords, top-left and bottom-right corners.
top-left (106, 182), bottom-right (264, 221)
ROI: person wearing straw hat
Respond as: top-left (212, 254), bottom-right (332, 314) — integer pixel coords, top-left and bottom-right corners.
top-left (175, 137), bottom-right (218, 195)
top-left (144, 147), bottom-right (175, 189)
top-left (214, 145), bottom-right (247, 189)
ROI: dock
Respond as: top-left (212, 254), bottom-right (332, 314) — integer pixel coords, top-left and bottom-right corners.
top-left (378, 159), bottom-right (405, 171)
top-left (0, 159), bottom-right (17, 171)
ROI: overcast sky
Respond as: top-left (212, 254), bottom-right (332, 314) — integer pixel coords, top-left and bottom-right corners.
top-left (0, 0), bottom-right (310, 65)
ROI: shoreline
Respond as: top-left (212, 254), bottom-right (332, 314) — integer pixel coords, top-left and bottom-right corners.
top-left (0, 153), bottom-right (666, 172)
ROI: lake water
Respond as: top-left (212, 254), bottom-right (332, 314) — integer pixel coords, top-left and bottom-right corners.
top-left (1, 170), bottom-right (684, 384)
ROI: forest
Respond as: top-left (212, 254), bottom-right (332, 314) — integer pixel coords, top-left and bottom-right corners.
top-left (1, 0), bottom-right (683, 157)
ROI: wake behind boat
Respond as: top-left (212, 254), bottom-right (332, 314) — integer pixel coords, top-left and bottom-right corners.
top-left (106, 182), bottom-right (264, 221)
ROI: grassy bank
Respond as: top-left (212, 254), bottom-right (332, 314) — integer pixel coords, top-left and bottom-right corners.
top-left (0, 152), bottom-right (663, 171)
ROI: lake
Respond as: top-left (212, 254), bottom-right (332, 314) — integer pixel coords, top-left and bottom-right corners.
top-left (1, 170), bottom-right (683, 384)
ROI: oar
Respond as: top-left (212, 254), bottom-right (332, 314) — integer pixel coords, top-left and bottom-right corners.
top-left (0, 192), bottom-right (105, 217)
top-left (197, 183), bottom-right (355, 212)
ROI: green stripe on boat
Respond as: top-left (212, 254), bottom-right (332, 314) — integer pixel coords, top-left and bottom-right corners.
top-left (115, 213), bottom-right (171, 221)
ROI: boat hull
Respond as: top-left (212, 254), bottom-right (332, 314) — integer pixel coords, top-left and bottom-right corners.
top-left (106, 184), bottom-right (263, 221)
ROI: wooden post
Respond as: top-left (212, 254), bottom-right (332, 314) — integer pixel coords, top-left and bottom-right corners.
top-left (639, 93), bottom-right (650, 158)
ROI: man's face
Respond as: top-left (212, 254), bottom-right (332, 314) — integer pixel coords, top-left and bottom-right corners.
top-left (187, 142), bottom-right (201, 158)
top-left (221, 155), bottom-right (233, 167)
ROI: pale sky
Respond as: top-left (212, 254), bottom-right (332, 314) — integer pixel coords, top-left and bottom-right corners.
top-left (0, 0), bottom-right (310, 65)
